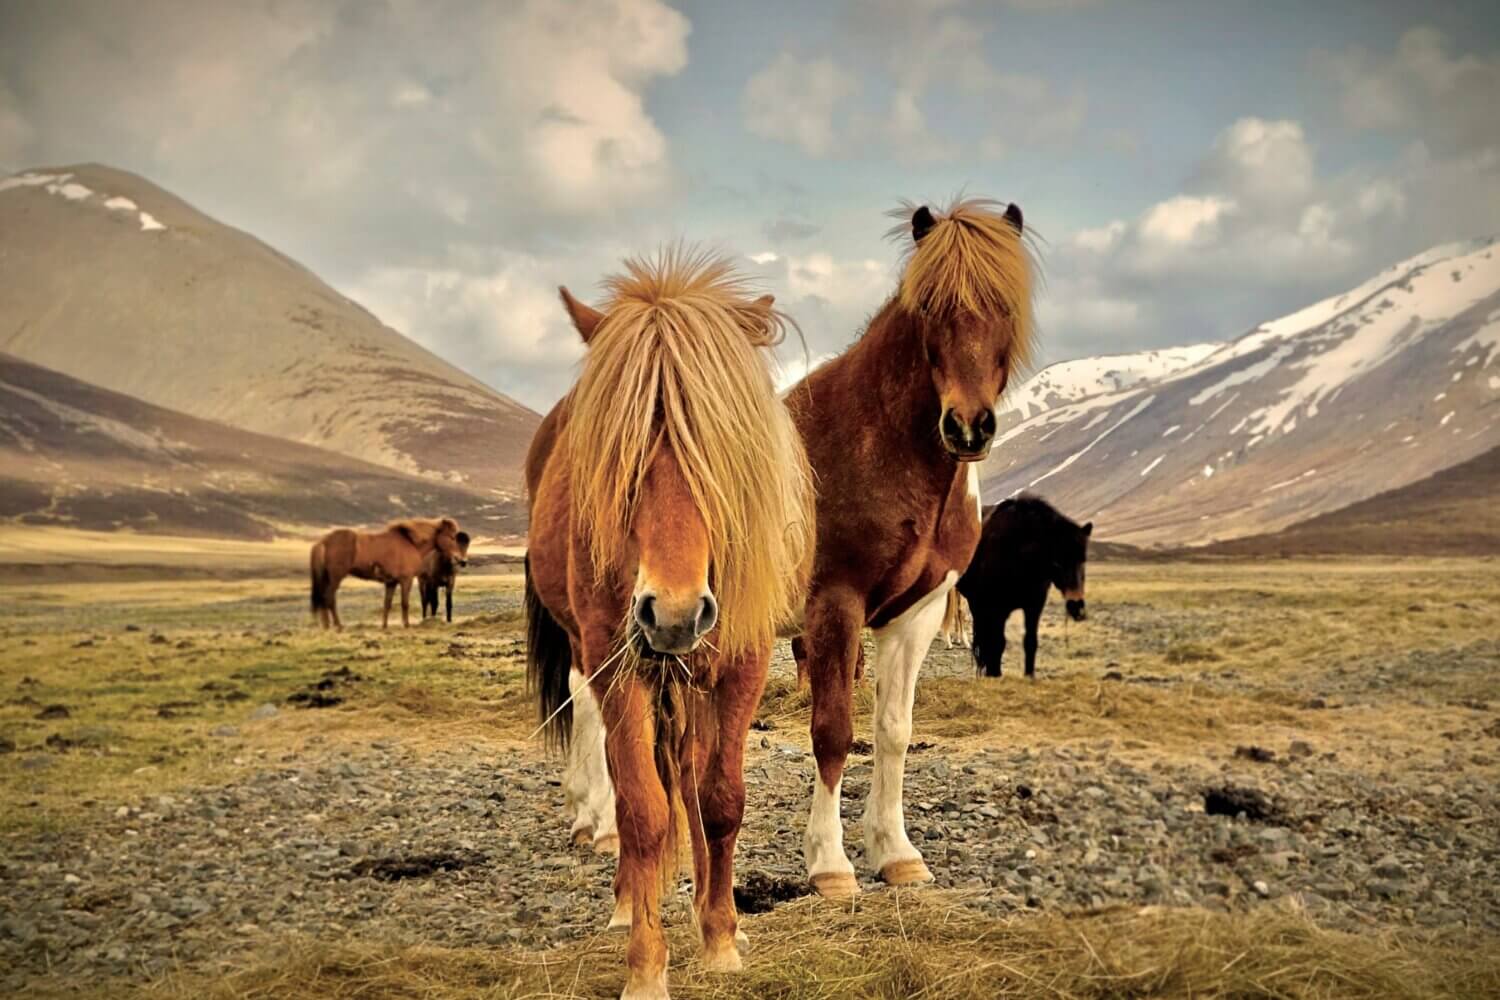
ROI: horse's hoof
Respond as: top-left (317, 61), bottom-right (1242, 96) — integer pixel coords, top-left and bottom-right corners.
top-left (810, 871), bottom-right (860, 900)
top-left (620, 967), bottom-right (668, 1000)
top-left (701, 942), bottom-right (742, 973)
top-left (608, 896), bottom-right (632, 930)
top-left (594, 833), bottom-right (620, 856)
top-left (879, 859), bottom-right (934, 886)
top-left (735, 928), bottom-right (750, 950)
top-left (571, 826), bottom-right (594, 848)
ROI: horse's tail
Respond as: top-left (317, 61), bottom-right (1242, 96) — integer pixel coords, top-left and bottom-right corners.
top-left (524, 554), bottom-right (574, 751)
top-left (309, 542), bottom-right (329, 617)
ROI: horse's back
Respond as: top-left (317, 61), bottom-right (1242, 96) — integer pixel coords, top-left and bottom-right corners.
top-left (526, 396), bottom-right (570, 503)
top-left (316, 528), bottom-right (359, 574)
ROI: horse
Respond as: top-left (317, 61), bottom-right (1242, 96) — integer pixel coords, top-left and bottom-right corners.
top-left (418, 531), bottom-right (471, 622)
top-left (524, 250), bottom-right (813, 1000)
top-left (786, 198), bottom-right (1037, 899)
top-left (309, 517), bottom-right (468, 629)
top-left (957, 495), bottom-right (1090, 679)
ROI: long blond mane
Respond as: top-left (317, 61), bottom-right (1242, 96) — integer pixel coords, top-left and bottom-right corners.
top-left (563, 249), bottom-right (814, 657)
top-left (888, 198), bottom-right (1039, 372)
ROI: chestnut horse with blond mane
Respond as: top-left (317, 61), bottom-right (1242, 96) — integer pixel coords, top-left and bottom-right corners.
top-left (787, 199), bottom-right (1037, 898)
top-left (309, 517), bottom-right (469, 629)
top-left (525, 251), bottom-right (813, 1000)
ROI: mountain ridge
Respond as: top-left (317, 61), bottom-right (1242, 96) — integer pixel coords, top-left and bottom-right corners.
top-left (981, 238), bottom-right (1500, 546)
top-left (0, 162), bottom-right (539, 497)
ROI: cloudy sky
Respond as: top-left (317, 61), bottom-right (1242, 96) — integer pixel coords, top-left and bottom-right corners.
top-left (3, 0), bottom-right (1499, 411)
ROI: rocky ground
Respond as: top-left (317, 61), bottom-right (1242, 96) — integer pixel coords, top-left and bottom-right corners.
top-left (2, 561), bottom-right (1498, 994)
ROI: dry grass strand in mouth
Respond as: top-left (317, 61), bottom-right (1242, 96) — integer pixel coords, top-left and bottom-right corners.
top-left (149, 891), bottom-right (1500, 1000)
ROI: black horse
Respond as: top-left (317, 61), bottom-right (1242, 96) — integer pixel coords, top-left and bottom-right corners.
top-left (419, 531), bottom-right (471, 622)
top-left (957, 495), bottom-right (1091, 678)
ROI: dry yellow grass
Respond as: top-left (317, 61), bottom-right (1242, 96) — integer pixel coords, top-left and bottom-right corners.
top-left (5, 553), bottom-right (1499, 998)
top-left (142, 892), bottom-right (1500, 1000)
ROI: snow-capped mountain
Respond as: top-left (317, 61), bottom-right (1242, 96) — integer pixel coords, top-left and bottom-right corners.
top-left (1000, 343), bottom-right (1218, 431)
top-left (981, 239), bottom-right (1500, 546)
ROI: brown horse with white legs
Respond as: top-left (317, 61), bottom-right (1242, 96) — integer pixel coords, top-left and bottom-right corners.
top-left (525, 251), bottom-right (813, 1000)
top-left (787, 199), bottom-right (1038, 898)
top-left (309, 517), bottom-right (468, 629)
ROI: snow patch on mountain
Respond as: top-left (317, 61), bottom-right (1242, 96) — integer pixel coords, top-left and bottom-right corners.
top-left (1001, 344), bottom-right (1216, 421)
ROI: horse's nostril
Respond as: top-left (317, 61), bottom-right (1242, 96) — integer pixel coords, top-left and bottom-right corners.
top-left (976, 408), bottom-right (997, 438)
top-left (694, 594), bottom-right (719, 637)
top-left (636, 595), bottom-right (657, 630)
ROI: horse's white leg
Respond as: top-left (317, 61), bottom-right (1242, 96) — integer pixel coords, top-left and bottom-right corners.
top-left (863, 572), bottom-right (954, 884)
top-left (565, 668), bottom-right (619, 854)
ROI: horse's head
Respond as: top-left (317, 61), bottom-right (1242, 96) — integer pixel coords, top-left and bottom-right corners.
top-left (1054, 520), bottom-right (1092, 622)
top-left (560, 256), bottom-right (812, 660)
top-left (434, 519), bottom-right (469, 568)
top-left (897, 201), bottom-right (1035, 462)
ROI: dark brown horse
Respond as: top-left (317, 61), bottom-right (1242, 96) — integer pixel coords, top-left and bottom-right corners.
top-left (787, 199), bottom-right (1038, 898)
top-left (419, 531), bottom-right (471, 622)
top-left (309, 517), bottom-right (468, 629)
top-left (957, 495), bottom-right (1091, 679)
top-left (525, 251), bottom-right (813, 999)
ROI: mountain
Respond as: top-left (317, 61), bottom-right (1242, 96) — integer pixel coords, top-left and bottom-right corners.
top-left (0, 354), bottom-right (524, 541)
top-left (981, 239), bottom-right (1500, 546)
top-left (0, 164), bottom-right (539, 498)
top-left (1197, 442), bottom-right (1500, 557)
top-left (999, 343), bottom-right (1218, 431)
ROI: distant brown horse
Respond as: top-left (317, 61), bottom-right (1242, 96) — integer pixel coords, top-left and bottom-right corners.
top-left (787, 199), bottom-right (1037, 898)
top-left (419, 531), bottom-right (471, 622)
top-left (309, 518), bottom-right (468, 629)
top-left (525, 250), bottom-right (813, 999)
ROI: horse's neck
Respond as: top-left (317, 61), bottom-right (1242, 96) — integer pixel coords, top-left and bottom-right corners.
top-left (847, 303), bottom-right (952, 475)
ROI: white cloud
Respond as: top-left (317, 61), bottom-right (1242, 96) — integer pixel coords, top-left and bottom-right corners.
top-left (1194, 117), bottom-right (1315, 206)
top-left (1316, 26), bottom-right (1500, 156)
top-left (1139, 195), bottom-right (1236, 247)
top-left (742, 0), bottom-right (1086, 162)
top-left (1073, 220), bottom-right (1126, 253)
top-left (742, 53), bottom-right (859, 158)
top-left (346, 253), bottom-right (589, 411)
top-left (0, 82), bottom-right (33, 168)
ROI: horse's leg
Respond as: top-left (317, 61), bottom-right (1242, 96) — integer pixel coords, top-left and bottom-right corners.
top-left (565, 665), bottom-right (621, 860)
top-left (864, 575), bottom-right (952, 885)
top-left (686, 645), bottom-right (768, 972)
top-left (987, 609), bottom-right (1008, 678)
top-left (445, 584), bottom-right (453, 623)
top-left (381, 583), bottom-right (395, 628)
top-left (595, 664), bottom-right (672, 1000)
top-left (399, 578), bottom-right (412, 627)
top-left (803, 586), bottom-right (864, 899)
top-left (1023, 601), bottom-right (1042, 679)
top-left (328, 579), bottom-right (342, 630)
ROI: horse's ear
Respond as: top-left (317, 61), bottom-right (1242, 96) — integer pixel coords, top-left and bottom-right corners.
top-left (1004, 202), bottom-right (1024, 233)
top-left (1082, 521), bottom-right (1093, 538)
top-left (455, 531), bottom-right (471, 547)
top-left (912, 205), bottom-right (937, 243)
top-left (751, 293), bottom-right (775, 312)
top-left (559, 286), bottom-right (605, 344)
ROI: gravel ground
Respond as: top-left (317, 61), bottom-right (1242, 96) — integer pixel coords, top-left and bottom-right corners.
top-left (4, 684), bottom-right (1497, 992)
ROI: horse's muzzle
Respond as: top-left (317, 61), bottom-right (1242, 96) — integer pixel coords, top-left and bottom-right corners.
top-left (1065, 599), bottom-right (1087, 622)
